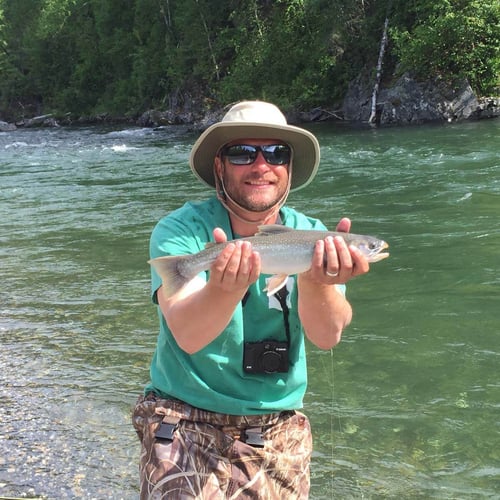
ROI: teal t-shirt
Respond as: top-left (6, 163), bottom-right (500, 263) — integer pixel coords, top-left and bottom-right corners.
top-left (146, 197), bottom-right (328, 415)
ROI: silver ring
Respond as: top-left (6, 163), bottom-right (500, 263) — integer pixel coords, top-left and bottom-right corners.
top-left (326, 270), bottom-right (339, 277)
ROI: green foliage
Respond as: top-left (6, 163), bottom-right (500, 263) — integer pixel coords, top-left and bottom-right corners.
top-left (0, 0), bottom-right (498, 120)
top-left (0, 1), bottom-right (43, 115)
top-left (215, 0), bottom-right (347, 108)
top-left (391, 0), bottom-right (500, 95)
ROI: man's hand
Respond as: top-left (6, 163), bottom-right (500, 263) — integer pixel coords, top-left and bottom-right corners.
top-left (335, 217), bottom-right (351, 233)
top-left (208, 228), bottom-right (261, 294)
top-left (301, 217), bottom-right (370, 285)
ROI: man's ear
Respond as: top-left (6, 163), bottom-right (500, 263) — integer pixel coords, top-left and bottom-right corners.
top-left (214, 157), bottom-right (225, 197)
top-left (214, 156), bottom-right (223, 177)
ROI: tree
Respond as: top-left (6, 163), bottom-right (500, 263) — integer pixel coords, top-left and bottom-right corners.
top-left (391, 0), bottom-right (500, 95)
top-left (0, 0), bottom-right (498, 119)
top-left (0, 0), bottom-right (45, 116)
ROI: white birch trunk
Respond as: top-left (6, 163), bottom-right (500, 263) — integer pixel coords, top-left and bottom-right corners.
top-left (368, 16), bottom-right (390, 124)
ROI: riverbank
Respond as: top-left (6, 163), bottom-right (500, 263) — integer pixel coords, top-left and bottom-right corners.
top-left (1, 74), bottom-right (499, 132)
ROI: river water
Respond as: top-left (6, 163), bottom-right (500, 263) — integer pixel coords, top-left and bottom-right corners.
top-left (0, 118), bottom-right (499, 499)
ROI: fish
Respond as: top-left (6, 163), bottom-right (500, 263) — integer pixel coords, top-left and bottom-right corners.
top-left (149, 225), bottom-right (389, 297)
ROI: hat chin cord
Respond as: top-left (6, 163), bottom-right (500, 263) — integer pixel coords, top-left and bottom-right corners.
top-left (215, 162), bottom-right (292, 227)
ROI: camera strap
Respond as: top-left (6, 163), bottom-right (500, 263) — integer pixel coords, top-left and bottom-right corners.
top-left (241, 285), bottom-right (291, 347)
top-left (273, 286), bottom-right (291, 347)
top-left (237, 214), bottom-right (290, 347)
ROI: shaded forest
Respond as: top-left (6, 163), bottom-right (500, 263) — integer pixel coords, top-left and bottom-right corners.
top-left (0, 0), bottom-right (498, 121)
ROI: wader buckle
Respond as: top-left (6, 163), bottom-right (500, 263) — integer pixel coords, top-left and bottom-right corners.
top-left (155, 416), bottom-right (180, 441)
top-left (243, 427), bottom-right (265, 448)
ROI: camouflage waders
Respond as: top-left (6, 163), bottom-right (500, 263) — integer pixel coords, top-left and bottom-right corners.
top-left (132, 393), bottom-right (312, 499)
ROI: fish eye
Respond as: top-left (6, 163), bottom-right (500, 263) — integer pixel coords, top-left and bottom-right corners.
top-left (368, 242), bottom-right (377, 250)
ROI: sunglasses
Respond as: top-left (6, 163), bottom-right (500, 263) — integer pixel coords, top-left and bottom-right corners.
top-left (221, 144), bottom-right (291, 166)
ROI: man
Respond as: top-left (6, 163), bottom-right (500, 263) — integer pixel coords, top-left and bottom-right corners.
top-left (133, 101), bottom-right (370, 499)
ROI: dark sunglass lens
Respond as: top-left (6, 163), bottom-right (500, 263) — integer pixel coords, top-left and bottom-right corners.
top-left (224, 145), bottom-right (257, 165)
top-left (262, 145), bottom-right (291, 165)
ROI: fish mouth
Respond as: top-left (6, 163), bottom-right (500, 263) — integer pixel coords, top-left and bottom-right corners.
top-left (372, 241), bottom-right (390, 262)
top-left (373, 252), bottom-right (390, 262)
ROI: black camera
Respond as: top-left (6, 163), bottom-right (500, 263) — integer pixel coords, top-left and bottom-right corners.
top-left (243, 341), bottom-right (289, 374)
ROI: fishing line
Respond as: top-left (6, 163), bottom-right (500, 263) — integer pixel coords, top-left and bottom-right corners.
top-left (329, 347), bottom-right (336, 492)
top-left (318, 345), bottom-right (338, 493)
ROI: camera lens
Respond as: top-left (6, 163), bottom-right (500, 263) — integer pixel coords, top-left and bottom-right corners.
top-left (261, 351), bottom-right (282, 373)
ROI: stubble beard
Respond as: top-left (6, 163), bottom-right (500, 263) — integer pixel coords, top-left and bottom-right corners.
top-left (223, 176), bottom-right (287, 213)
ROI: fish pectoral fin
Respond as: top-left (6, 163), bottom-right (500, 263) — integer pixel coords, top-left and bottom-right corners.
top-left (264, 274), bottom-right (289, 296)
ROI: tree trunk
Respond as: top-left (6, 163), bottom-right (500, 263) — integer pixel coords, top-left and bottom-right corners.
top-left (195, 0), bottom-right (220, 81)
top-left (368, 16), bottom-right (390, 125)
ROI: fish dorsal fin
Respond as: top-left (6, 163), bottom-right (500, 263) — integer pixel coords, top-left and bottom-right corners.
top-left (203, 224), bottom-right (293, 249)
top-left (256, 224), bottom-right (294, 236)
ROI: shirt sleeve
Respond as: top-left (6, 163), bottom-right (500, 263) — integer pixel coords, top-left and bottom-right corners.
top-left (149, 214), bottom-right (204, 303)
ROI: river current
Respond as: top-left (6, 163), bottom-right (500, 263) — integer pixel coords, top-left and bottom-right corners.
top-left (1, 119), bottom-right (499, 499)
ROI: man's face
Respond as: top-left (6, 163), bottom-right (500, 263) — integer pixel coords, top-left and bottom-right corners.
top-left (216, 139), bottom-right (291, 213)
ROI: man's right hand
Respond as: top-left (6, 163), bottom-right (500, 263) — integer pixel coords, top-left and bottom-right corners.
top-left (208, 228), bottom-right (261, 294)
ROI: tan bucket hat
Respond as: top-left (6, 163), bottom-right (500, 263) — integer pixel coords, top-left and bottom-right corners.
top-left (189, 101), bottom-right (320, 191)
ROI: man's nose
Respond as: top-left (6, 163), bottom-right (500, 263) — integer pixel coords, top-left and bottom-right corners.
top-left (251, 150), bottom-right (271, 168)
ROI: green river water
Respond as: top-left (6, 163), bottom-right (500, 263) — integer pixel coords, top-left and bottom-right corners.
top-left (1, 119), bottom-right (499, 499)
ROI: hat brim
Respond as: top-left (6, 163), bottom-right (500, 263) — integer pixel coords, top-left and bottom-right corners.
top-left (189, 122), bottom-right (320, 191)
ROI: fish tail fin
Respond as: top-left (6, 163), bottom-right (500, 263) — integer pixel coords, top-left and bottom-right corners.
top-left (148, 255), bottom-right (191, 297)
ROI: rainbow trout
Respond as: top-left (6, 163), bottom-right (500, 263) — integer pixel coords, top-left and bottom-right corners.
top-left (149, 225), bottom-right (389, 297)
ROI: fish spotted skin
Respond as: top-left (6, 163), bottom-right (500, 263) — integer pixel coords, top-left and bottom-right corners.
top-left (149, 225), bottom-right (389, 297)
